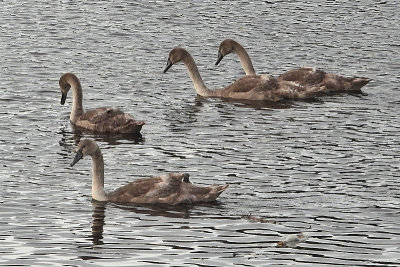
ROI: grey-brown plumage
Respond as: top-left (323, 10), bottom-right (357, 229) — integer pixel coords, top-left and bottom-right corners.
top-left (164, 47), bottom-right (324, 102)
top-left (108, 174), bottom-right (228, 204)
top-left (216, 39), bottom-right (371, 94)
top-left (69, 139), bottom-right (229, 205)
top-left (277, 67), bottom-right (372, 93)
top-left (59, 73), bottom-right (144, 134)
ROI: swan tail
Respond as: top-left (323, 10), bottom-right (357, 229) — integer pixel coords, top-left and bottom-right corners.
top-left (202, 184), bottom-right (229, 202)
top-left (321, 74), bottom-right (372, 93)
top-left (350, 77), bottom-right (372, 91)
top-left (115, 119), bottom-right (145, 134)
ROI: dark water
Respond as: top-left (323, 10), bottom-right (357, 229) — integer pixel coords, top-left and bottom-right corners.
top-left (1, 0), bottom-right (400, 266)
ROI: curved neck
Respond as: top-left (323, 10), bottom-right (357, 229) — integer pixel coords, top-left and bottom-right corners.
top-left (91, 149), bottom-right (108, 201)
top-left (67, 76), bottom-right (85, 122)
top-left (182, 54), bottom-right (217, 97)
top-left (233, 43), bottom-right (256, 75)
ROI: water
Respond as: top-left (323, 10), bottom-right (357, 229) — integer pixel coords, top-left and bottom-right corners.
top-left (1, 0), bottom-right (400, 266)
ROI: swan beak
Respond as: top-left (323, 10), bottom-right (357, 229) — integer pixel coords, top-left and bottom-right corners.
top-left (215, 52), bottom-right (224, 65)
top-left (70, 150), bottom-right (83, 167)
top-left (163, 59), bottom-right (173, 73)
top-left (61, 93), bottom-right (67, 105)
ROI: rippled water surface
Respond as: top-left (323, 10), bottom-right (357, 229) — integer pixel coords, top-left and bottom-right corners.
top-left (1, 0), bottom-right (400, 266)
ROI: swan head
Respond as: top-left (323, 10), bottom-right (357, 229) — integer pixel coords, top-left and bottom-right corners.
top-left (163, 47), bottom-right (190, 73)
top-left (59, 73), bottom-right (76, 105)
top-left (70, 139), bottom-right (99, 167)
top-left (216, 39), bottom-right (238, 65)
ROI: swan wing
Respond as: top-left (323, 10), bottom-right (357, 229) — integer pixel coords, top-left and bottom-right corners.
top-left (180, 183), bottom-right (229, 203)
top-left (75, 107), bottom-right (144, 134)
top-left (278, 67), bottom-right (326, 85)
top-left (273, 81), bottom-right (325, 100)
top-left (107, 173), bottom-right (228, 205)
top-left (107, 173), bottom-right (186, 204)
top-left (223, 75), bottom-right (278, 94)
top-left (81, 107), bottom-right (125, 124)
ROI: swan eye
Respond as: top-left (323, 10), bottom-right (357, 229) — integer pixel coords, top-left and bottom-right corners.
top-left (61, 83), bottom-right (70, 91)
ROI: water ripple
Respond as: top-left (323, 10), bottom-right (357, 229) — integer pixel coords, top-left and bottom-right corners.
top-left (1, 0), bottom-right (400, 266)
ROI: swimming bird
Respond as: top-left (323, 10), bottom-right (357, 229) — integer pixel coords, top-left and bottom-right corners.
top-left (164, 47), bottom-right (324, 102)
top-left (70, 139), bottom-right (229, 204)
top-left (59, 73), bottom-right (144, 134)
top-left (216, 39), bottom-right (371, 93)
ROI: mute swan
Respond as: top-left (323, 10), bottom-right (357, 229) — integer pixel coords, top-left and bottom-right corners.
top-left (70, 139), bottom-right (229, 204)
top-left (164, 47), bottom-right (324, 102)
top-left (216, 39), bottom-right (371, 93)
top-left (59, 73), bottom-right (144, 134)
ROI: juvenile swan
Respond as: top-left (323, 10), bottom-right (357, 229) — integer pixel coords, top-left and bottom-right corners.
top-left (216, 39), bottom-right (372, 93)
top-left (164, 47), bottom-right (324, 102)
top-left (59, 73), bottom-right (144, 134)
top-left (70, 139), bottom-right (229, 204)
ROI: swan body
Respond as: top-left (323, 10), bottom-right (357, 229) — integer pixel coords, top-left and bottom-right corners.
top-left (164, 47), bottom-right (324, 102)
top-left (59, 73), bottom-right (144, 134)
top-left (70, 139), bottom-right (229, 205)
top-left (216, 39), bottom-right (371, 93)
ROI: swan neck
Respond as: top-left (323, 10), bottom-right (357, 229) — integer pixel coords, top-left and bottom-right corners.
top-left (91, 149), bottom-right (108, 201)
top-left (234, 44), bottom-right (256, 75)
top-left (69, 77), bottom-right (85, 122)
top-left (182, 55), bottom-right (215, 97)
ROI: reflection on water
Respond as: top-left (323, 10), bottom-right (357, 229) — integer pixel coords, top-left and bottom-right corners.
top-left (58, 125), bottom-right (144, 153)
top-left (1, 0), bottom-right (400, 266)
top-left (91, 201), bottom-right (106, 246)
top-left (213, 97), bottom-right (297, 110)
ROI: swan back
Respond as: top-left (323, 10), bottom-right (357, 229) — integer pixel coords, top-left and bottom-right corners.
top-left (107, 173), bottom-right (229, 205)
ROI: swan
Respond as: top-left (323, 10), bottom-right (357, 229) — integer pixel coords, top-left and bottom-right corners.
top-left (216, 39), bottom-right (372, 93)
top-left (59, 73), bottom-right (144, 134)
top-left (163, 47), bottom-right (324, 102)
top-left (69, 139), bottom-right (229, 204)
